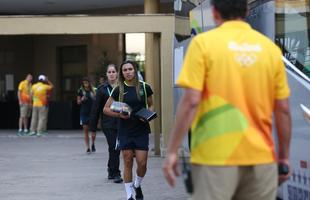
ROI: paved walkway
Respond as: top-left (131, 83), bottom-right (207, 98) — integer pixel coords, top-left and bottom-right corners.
top-left (0, 130), bottom-right (189, 200)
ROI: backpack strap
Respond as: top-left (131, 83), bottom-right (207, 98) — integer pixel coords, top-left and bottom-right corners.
top-left (139, 81), bottom-right (148, 109)
top-left (79, 87), bottom-right (86, 96)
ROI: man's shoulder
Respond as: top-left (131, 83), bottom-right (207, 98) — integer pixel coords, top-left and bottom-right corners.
top-left (21, 79), bottom-right (29, 85)
top-left (190, 29), bottom-right (221, 49)
top-left (249, 29), bottom-right (282, 53)
top-left (31, 83), bottom-right (40, 91)
top-left (18, 80), bottom-right (26, 88)
top-left (193, 30), bottom-right (216, 41)
top-left (201, 25), bottom-right (226, 36)
top-left (32, 82), bottom-right (39, 87)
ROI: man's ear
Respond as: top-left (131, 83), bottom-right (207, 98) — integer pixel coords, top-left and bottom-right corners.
top-left (211, 6), bottom-right (222, 25)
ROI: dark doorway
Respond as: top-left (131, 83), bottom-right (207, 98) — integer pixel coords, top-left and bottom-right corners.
top-left (57, 45), bottom-right (87, 101)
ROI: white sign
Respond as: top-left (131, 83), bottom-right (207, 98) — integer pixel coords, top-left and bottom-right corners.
top-left (174, 46), bottom-right (184, 85)
top-left (5, 74), bottom-right (14, 91)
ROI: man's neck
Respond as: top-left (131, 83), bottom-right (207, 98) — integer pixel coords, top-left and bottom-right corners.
top-left (216, 18), bottom-right (245, 26)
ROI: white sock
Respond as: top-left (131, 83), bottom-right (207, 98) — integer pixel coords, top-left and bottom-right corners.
top-left (134, 175), bottom-right (143, 188)
top-left (124, 182), bottom-right (134, 199)
top-left (18, 128), bottom-right (22, 132)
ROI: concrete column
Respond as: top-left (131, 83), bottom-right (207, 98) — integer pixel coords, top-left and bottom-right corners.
top-left (160, 31), bottom-right (174, 157)
top-left (144, 0), bottom-right (161, 155)
top-left (144, 0), bottom-right (160, 14)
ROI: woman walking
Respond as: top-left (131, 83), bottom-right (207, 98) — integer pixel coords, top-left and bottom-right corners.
top-left (89, 64), bottom-right (123, 183)
top-left (104, 60), bottom-right (154, 200)
top-left (77, 77), bottom-right (96, 153)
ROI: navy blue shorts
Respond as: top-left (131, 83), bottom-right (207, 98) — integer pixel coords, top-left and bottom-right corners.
top-left (118, 133), bottom-right (149, 151)
top-left (80, 115), bottom-right (90, 125)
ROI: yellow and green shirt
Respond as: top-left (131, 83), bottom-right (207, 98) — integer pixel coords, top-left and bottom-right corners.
top-left (18, 80), bottom-right (32, 105)
top-left (177, 21), bottom-right (290, 166)
top-left (31, 82), bottom-right (53, 107)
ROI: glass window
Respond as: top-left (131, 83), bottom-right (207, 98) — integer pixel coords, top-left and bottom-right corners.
top-left (275, 0), bottom-right (310, 78)
top-left (125, 33), bottom-right (145, 79)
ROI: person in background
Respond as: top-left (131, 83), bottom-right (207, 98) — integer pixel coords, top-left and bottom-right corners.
top-left (89, 64), bottom-right (123, 183)
top-left (17, 74), bottom-right (33, 135)
top-left (29, 75), bottom-right (53, 136)
top-left (104, 60), bottom-right (154, 200)
top-left (96, 75), bottom-right (106, 131)
top-left (77, 77), bottom-right (96, 154)
top-left (162, 0), bottom-right (292, 199)
top-left (99, 75), bottom-right (105, 86)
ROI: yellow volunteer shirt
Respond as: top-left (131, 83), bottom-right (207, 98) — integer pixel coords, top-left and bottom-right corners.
top-left (177, 21), bottom-right (290, 166)
top-left (32, 82), bottom-right (53, 107)
top-left (18, 80), bottom-right (32, 104)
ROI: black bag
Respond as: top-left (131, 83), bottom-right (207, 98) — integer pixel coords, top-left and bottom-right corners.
top-left (134, 108), bottom-right (157, 122)
top-left (181, 151), bottom-right (193, 194)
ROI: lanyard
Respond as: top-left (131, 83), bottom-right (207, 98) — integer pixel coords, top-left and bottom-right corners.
top-left (107, 87), bottom-right (112, 96)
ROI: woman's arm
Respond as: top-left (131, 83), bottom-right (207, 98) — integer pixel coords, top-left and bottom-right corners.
top-left (77, 96), bottom-right (82, 105)
top-left (103, 97), bottom-right (129, 119)
top-left (103, 97), bottom-right (118, 117)
top-left (147, 96), bottom-right (154, 111)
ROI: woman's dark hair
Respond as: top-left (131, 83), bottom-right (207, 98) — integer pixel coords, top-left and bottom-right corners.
top-left (81, 77), bottom-right (90, 83)
top-left (118, 60), bottom-right (140, 102)
top-left (211, 0), bottom-right (247, 20)
top-left (81, 77), bottom-right (96, 96)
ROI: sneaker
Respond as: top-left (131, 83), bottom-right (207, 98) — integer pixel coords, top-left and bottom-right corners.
top-left (108, 173), bottom-right (114, 180)
top-left (23, 129), bottom-right (29, 133)
top-left (113, 175), bottom-right (123, 183)
top-left (86, 148), bottom-right (91, 154)
top-left (37, 131), bottom-right (48, 136)
top-left (128, 197), bottom-right (135, 200)
top-left (134, 186), bottom-right (143, 200)
top-left (29, 131), bottom-right (36, 136)
top-left (17, 129), bottom-right (23, 136)
top-left (91, 144), bottom-right (96, 152)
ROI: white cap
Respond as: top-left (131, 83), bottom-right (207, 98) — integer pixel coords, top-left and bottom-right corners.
top-left (38, 75), bottom-right (46, 81)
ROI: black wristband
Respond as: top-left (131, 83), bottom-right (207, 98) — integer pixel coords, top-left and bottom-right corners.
top-left (278, 163), bottom-right (290, 175)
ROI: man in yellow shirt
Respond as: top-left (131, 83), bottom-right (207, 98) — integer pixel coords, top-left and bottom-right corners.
top-left (29, 75), bottom-right (53, 136)
top-left (17, 74), bottom-right (33, 135)
top-left (163, 0), bottom-right (292, 199)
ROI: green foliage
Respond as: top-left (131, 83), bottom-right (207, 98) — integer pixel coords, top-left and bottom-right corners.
top-left (126, 52), bottom-right (145, 72)
top-left (92, 50), bottom-right (111, 83)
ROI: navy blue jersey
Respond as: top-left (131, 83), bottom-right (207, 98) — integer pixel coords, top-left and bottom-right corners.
top-left (89, 83), bottom-right (118, 131)
top-left (111, 82), bottom-right (153, 136)
top-left (77, 88), bottom-right (95, 116)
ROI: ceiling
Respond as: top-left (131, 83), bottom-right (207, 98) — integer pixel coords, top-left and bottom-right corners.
top-left (0, 0), bottom-right (172, 15)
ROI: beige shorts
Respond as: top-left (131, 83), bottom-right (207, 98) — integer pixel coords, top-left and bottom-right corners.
top-left (191, 163), bottom-right (277, 200)
top-left (20, 104), bottom-right (32, 118)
